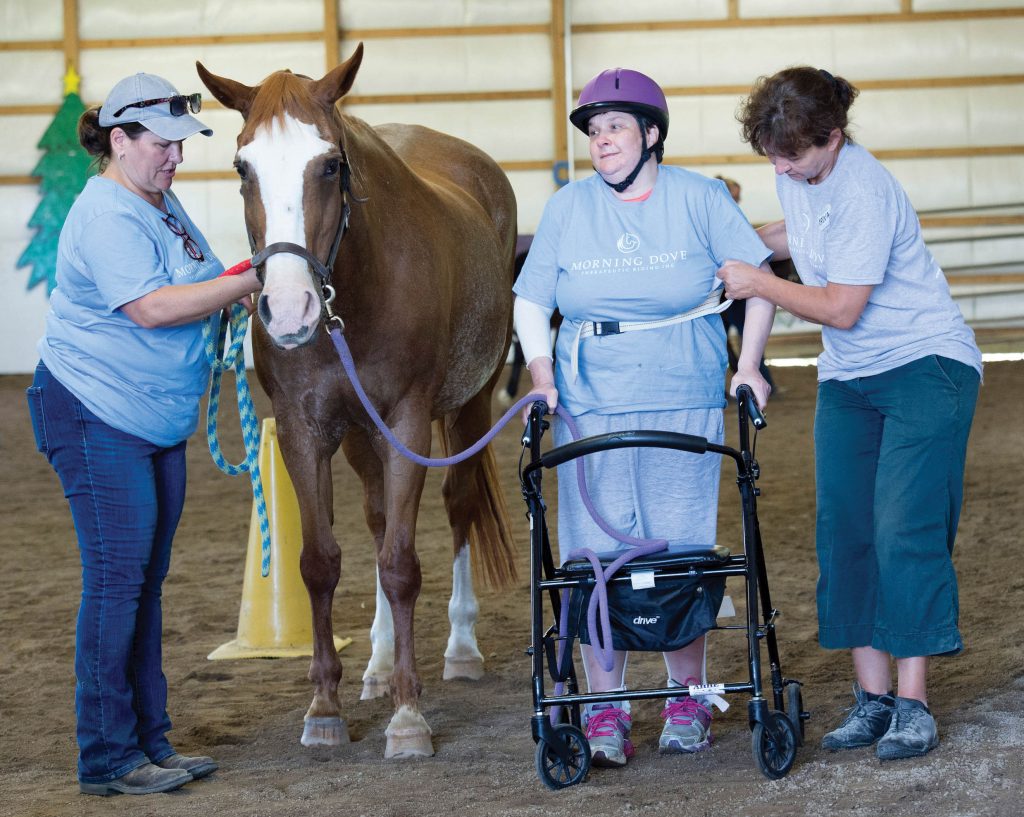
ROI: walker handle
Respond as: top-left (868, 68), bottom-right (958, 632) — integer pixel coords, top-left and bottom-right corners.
top-left (521, 400), bottom-right (549, 449)
top-left (737, 384), bottom-right (767, 431)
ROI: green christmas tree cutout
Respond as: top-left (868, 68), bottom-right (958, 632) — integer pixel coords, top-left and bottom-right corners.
top-left (18, 66), bottom-right (96, 295)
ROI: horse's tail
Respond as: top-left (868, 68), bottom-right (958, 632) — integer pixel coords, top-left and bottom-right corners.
top-left (437, 424), bottom-right (518, 590)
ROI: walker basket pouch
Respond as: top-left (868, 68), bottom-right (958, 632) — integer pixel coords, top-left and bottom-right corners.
top-left (567, 571), bottom-right (725, 652)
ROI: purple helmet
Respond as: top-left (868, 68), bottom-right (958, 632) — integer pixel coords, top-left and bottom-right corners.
top-left (569, 68), bottom-right (669, 141)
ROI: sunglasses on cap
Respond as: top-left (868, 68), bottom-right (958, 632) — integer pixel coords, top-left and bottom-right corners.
top-left (113, 93), bottom-right (202, 119)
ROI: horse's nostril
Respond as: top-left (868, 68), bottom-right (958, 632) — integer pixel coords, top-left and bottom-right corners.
top-left (257, 295), bottom-right (273, 326)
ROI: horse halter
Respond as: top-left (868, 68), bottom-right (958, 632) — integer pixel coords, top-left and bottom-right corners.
top-left (244, 148), bottom-right (355, 293)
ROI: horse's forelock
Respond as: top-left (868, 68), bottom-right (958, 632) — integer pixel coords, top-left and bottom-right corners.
top-left (245, 71), bottom-right (331, 137)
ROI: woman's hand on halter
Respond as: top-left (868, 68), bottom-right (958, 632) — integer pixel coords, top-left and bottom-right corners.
top-left (521, 356), bottom-right (558, 424)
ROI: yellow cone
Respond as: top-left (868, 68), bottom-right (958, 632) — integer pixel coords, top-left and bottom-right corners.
top-left (208, 417), bottom-right (351, 660)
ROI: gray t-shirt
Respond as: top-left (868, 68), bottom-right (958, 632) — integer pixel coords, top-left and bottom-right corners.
top-left (776, 142), bottom-right (981, 381)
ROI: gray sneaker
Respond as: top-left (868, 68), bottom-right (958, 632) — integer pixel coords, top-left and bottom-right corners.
top-left (876, 697), bottom-right (939, 760)
top-left (821, 683), bottom-right (895, 751)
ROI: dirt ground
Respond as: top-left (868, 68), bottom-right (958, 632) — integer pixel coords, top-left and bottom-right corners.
top-left (2, 360), bottom-right (1022, 817)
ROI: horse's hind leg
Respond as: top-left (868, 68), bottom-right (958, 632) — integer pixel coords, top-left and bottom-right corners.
top-left (439, 390), bottom-right (518, 680)
top-left (340, 428), bottom-right (394, 700)
top-left (362, 568), bottom-right (395, 699)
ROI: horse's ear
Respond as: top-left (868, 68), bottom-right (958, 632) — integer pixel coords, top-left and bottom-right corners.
top-left (312, 42), bottom-right (364, 108)
top-left (196, 61), bottom-right (258, 119)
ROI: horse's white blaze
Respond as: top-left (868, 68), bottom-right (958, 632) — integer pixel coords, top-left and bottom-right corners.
top-left (444, 545), bottom-right (483, 667)
top-left (362, 567), bottom-right (395, 699)
top-left (239, 114), bottom-right (332, 345)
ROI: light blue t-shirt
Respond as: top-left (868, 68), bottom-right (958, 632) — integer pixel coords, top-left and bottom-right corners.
top-left (776, 141), bottom-right (981, 381)
top-left (39, 176), bottom-right (224, 446)
top-left (514, 167), bottom-right (771, 415)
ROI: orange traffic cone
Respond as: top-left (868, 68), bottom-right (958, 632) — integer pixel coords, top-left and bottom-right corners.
top-left (208, 417), bottom-right (351, 659)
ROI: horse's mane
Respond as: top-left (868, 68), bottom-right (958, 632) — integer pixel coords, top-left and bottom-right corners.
top-left (248, 70), bottom-right (324, 129)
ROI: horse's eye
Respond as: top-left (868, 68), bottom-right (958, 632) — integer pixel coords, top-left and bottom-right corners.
top-left (323, 158), bottom-right (340, 178)
top-left (234, 162), bottom-right (248, 182)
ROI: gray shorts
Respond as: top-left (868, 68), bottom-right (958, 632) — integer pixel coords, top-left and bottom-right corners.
top-left (552, 408), bottom-right (724, 564)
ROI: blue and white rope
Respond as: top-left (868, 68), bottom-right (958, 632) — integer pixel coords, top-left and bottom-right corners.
top-left (203, 305), bottom-right (270, 577)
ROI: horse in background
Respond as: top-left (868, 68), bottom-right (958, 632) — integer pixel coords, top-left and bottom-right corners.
top-left (198, 43), bottom-right (518, 758)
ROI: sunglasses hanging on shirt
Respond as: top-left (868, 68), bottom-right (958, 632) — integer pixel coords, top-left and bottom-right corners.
top-left (162, 214), bottom-right (205, 262)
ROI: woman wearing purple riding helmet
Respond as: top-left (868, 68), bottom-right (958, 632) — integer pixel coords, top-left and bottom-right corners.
top-left (513, 67), bottom-right (777, 769)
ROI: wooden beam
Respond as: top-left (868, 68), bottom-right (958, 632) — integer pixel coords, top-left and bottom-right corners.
top-left (657, 74), bottom-right (1024, 98)
top-left (0, 105), bottom-right (67, 115)
top-left (78, 32), bottom-right (322, 48)
top-left (63, 0), bottom-right (79, 75)
top-left (344, 89), bottom-right (550, 105)
top-left (572, 8), bottom-right (1024, 33)
top-left (341, 23), bottom-right (548, 39)
top-left (550, 0), bottom-right (569, 190)
top-left (0, 40), bottom-right (62, 51)
top-left (0, 89), bottom-right (550, 116)
top-left (945, 274), bottom-right (1024, 285)
top-left (323, 0), bottom-right (339, 71)
top-left (920, 215), bottom-right (1024, 229)
top-left (628, 144), bottom-right (1024, 169)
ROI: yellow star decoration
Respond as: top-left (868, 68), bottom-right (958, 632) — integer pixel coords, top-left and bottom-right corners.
top-left (63, 65), bottom-right (81, 96)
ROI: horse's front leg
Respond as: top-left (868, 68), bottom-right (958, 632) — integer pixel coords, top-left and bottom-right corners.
top-left (377, 422), bottom-right (433, 759)
top-left (276, 423), bottom-right (347, 747)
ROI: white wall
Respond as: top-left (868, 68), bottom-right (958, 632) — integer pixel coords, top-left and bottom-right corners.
top-left (1, 0), bottom-right (1023, 372)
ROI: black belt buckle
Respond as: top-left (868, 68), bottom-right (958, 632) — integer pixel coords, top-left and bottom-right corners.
top-left (594, 321), bottom-right (621, 336)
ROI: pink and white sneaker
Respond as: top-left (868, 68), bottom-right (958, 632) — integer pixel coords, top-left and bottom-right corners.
top-left (585, 703), bottom-right (635, 767)
top-left (659, 692), bottom-right (713, 753)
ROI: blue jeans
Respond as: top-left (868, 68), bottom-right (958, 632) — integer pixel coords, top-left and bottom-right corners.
top-left (26, 363), bottom-right (186, 783)
top-left (814, 355), bottom-right (979, 658)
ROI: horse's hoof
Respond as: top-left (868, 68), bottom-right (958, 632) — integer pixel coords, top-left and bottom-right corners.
top-left (384, 705), bottom-right (434, 759)
top-left (443, 656), bottom-right (485, 681)
top-left (301, 716), bottom-right (349, 747)
top-left (360, 675), bottom-right (391, 700)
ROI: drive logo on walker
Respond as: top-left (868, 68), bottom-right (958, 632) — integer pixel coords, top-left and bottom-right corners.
top-left (633, 614), bottom-right (660, 625)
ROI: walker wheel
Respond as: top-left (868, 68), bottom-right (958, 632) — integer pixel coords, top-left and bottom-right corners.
top-left (786, 681), bottom-right (806, 745)
top-left (752, 712), bottom-right (797, 780)
top-left (536, 724), bottom-right (590, 789)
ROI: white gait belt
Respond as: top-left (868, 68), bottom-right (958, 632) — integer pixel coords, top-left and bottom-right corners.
top-left (569, 287), bottom-right (733, 382)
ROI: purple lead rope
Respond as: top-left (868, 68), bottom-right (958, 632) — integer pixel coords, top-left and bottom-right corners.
top-left (329, 326), bottom-right (666, 712)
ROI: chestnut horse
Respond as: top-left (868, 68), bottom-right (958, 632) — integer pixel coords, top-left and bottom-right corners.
top-left (197, 44), bottom-right (517, 758)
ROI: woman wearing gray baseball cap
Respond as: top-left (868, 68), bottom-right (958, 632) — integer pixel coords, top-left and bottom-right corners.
top-left (26, 73), bottom-right (261, 796)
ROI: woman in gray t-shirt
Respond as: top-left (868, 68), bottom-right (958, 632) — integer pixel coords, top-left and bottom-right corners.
top-left (718, 66), bottom-right (981, 763)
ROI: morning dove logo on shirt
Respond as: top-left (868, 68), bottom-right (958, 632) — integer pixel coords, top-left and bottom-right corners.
top-left (817, 206), bottom-right (832, 229)
top-left (617, 232), bottom-right (640, 253)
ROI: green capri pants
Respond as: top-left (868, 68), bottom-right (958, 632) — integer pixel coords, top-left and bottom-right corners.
top-left (814, 355), bottom-right (980, 658)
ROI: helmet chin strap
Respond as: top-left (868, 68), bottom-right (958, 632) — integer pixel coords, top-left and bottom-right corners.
top-left (602, 119), bottom-right (653, 194)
